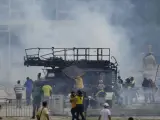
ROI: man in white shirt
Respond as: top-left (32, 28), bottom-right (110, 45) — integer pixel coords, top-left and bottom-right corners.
top-left (98, 103), bottom-right (111, 120)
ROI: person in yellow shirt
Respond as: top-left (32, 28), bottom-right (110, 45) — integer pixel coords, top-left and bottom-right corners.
top-left (36, 101), bottom-right (49, 120)
top-left (70, 91), bottom-right (77, 120)
top-left (42, 84), bottom-right (52, 104)
top-left (74, 76), bottom-right (84, 90)
top-left (76, 90), bottom-right (85, 120)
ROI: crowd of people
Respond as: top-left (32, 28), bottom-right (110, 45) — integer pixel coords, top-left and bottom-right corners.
top-left (70, 90), bottom-right (86, 120)
top-left (12, 76), bottom-right (139, 120)
top-left (14, 77), bottom-right (52, 119)
top-left (70, 89), bottom-right (112, 120)
top-left (116, 76), bottom-right (136, 105)
top-left (117, 75), bottom-right (159, 105)
top-left (70, 90), bottom-right (136, 120)
top-left (142, 77), bottom-right (158, 103)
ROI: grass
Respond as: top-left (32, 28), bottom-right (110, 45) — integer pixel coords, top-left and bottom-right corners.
top-left (52, 116), bottom-right (160, 120)
top-left (86, 117), bottom-right (160, 120)
top-left (2, 116), bottom-right (160, 120)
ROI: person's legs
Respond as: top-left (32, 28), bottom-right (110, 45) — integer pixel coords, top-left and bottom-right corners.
top-left (28, 93), bottom-right (31, 105)
top-left (32, 104), bottom-right (36, 118)
top-left (79, 105), bottom-right (85, 120)
top-left (144, 90), bottom-right (148, 103)
top-left (152, 93), bottom-right (155, 102)
top-left (71, 108), bottom-right (74, 120)
top-left (149, 93), bottom-right (153, 103)
top-left (26, 92), bottom-right (31, 105)
top-left (79, 112), bottom-right (85, 120)
top-left (134, 91), bottom-right (138, 103)
top-left (76, 106), bottom-right (80, 120)
top-left (129, 89), bottom-right (133, 104)
top-left (19, 94), bottom-right (22, 108)
top-left (17, 100), bottom-right (19, 108)
top-left (151, 90), bottom-right (155, 102)
top-left (26, 92), bottom-right (29, 105)
top-left (16, 94), bottom-right (22, 108)
top-left (16, 94), bottom-right (18, 108)
top-left (71, 108), bottom-right (77, 120)
top-left (148, 89), bottom-right (152, 103)
top-left (36, 103), bottom-right (41, 111)
top-left (124, 95), bottom-right (128, 105)
top-left (77, 105), bottom-right (85, 120)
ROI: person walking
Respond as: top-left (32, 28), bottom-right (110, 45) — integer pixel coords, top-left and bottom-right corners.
top-left (76, 90), bottom-right (85, 120)
top-left (70, 91), bottom-right (77, 120)
top-left (31, 81), bottom-right (42, 119)
top-left (14, 80), bottom-right (24, 108)
top-left (98, 103), bottom-right (111, 120)
top-left (36, 101), bottom-right (50, 120)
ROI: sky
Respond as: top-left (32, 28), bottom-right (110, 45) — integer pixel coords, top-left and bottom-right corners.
top-left (0, 0), bottom-right (159, 84)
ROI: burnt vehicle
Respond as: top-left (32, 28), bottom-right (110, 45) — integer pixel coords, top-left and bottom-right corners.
top-left (24, 47), bottom-right (118, 105)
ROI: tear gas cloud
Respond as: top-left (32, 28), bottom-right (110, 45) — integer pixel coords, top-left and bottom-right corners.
top-left (0, 0), bottom-right (155, 84)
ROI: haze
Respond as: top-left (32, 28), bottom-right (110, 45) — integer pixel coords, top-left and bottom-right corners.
top-left (0, 0), bottom-right (159, 85)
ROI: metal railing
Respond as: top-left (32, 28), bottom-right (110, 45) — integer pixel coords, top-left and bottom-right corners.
top-left (3, 95), bottom-right (66, 117)
top-left (0, 99), bottom-right (32, 117)
top-left (1, 87), bottom-right (160, 117)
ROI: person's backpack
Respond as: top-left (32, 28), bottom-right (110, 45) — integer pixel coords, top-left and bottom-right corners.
top-left (36, 108), bottom-right (44, 120)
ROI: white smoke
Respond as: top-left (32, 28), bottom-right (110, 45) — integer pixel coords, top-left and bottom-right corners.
top-left (0, 0), bottom-right (142, 84)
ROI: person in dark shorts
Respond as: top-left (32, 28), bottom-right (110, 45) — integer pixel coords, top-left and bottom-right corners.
top-left (14, 80), bottom-right (24, 108)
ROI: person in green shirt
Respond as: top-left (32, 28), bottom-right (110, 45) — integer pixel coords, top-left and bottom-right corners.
top-left (31, 81), bottom-right (42, 119)
top-left (42, 84), bottom-right (52, 104)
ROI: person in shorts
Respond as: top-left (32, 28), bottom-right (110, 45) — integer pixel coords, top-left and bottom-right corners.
top-left (14, 80), bottom-right (24, 108)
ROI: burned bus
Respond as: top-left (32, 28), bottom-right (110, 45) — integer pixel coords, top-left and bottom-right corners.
top-left (24, 47), bottom-right (118, 106)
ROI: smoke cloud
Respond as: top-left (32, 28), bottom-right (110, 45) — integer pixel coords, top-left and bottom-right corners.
top-left (0, 0), bottom-right (153, 85)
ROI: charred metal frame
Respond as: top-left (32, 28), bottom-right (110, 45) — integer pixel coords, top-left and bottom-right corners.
top-left (24, 47), bottom-right (117, 71)
top-left (24, 47), bottom-right (119, 94)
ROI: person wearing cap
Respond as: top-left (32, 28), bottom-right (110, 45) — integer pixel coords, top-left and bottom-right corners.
top-left (70, 91), bottom-right (77, 120)
top-left (98, 103), bottom-right (111, 120)
top-left (76, 90), bottom-right (85, 120)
